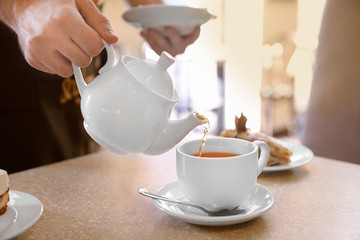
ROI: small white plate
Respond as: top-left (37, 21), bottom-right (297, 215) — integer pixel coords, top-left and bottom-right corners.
top-left (263, 139), bottom-right (314, 172)
top-left (153, 182), bottom-right (274, 226)
top-left (0, 191), bottom-right (43, 240)
top-left (122, 5), bottom-right (216, 36)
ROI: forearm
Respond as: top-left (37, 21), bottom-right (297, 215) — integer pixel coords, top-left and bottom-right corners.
top-left (0, 0), bottom-right (18, 29)
top-left (0, 0), bottom-right (50, 34)
top-left (125, 0), bottom-right (163, 7)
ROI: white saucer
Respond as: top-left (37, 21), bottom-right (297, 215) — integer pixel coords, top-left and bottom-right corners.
top-left (122, 5), bottom-right (216, 36)
top-left (153, 182), bottom-right (274, 226)
top-left (263, 139), bottom-right (314, 172)
top-left (0, 191), bottom-right (43, 240)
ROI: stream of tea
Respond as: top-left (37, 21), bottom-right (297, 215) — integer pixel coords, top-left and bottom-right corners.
top-left (194, 112), bottom-right (210, 157)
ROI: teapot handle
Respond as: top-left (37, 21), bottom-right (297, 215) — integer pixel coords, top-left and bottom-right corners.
top-left (72, 39), bottom-right (116, 97)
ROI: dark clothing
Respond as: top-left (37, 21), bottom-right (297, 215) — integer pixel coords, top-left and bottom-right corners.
top-left (0, 23), bottom-right (97, 173)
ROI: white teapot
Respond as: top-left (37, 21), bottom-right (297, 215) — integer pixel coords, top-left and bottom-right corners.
top-left (72, 41), bottom-right (204, 155)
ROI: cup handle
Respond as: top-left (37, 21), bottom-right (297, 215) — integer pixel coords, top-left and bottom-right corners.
top-left (253, 140), bottom-right (270, 176)
top-left (72, 39), bottom-right (116, 97)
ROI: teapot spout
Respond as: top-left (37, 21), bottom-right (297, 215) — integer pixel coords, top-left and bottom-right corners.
top-left (143, 112), bottom-right (205, 155)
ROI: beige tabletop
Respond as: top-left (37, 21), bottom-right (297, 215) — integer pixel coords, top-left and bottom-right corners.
top-left (8, 145), bottom-right (360, 240)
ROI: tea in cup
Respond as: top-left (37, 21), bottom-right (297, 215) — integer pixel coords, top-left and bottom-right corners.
top-left (176, 137), bottom-right (269, 211)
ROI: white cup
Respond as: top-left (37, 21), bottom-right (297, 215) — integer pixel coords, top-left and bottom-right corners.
top-left (176, 137), bottom-right (269, 211)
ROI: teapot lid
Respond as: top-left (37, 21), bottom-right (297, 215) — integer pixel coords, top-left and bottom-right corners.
top-left (125, 52), bottom-right (175, 99)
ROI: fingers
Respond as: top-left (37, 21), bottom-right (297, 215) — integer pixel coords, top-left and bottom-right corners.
top-left (38, 51), bottom-right (73, 77)
top-left (24, 46), bottom-right (73, 77)
top-left (27, 39), bottom-right (78, 77)
top-left (140, 26), bottom-right (201, 56)
top-left (25, 54), bottom-right (55, 75)
top-left (26, 6), bottom-right (100, 77)
top-left (141, 29), bottom-right (169, 55)
top-left (183, 26), bottom-right (201, 46)
top-left (68, 16), bottom-right (103, 62)
top-left (15, 0), bottom-right (119, 77)
top-left (75, 0), bottom-right (118, 44)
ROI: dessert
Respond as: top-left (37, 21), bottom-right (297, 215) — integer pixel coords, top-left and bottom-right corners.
top-left (0, 169), bottom-right (10, 215)
top-left (220, 113), bottom-right (292, 166)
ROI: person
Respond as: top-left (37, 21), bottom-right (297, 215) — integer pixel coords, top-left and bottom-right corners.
top-left (301, 0), bottom-right (360, 164)
top-left (0, 0), bottom-right (200, 173)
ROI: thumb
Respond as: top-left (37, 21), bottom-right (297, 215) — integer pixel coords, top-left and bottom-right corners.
top-left (76, 0), bottom-right (118, 43)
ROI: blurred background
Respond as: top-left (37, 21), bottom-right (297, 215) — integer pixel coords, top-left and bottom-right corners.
top-left (103, 0), bottom-right (326, 139)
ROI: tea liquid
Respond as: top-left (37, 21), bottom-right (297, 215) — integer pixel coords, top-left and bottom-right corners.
top-left (192, 152), bottom-right (238, 158)
top-left (194, 112), bottom-right (210, 157)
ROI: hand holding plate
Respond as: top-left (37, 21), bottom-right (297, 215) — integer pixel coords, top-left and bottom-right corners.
top-left (141, 26), bottom-right (200, 56)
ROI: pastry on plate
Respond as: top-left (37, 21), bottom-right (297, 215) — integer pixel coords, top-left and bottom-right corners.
top-left (220, 113), bottom-right (292, 166)
top-left (0, 169), bottom-right (10, 215)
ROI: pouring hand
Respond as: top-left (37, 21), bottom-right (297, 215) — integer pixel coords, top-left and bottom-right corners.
top-left (1, 0), bottom-right (118, 78)
top-left (140, 26), bottom-right (200, 57)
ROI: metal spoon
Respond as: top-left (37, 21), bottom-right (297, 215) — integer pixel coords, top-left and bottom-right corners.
top-left (138, 188), bottom-right (246, 217)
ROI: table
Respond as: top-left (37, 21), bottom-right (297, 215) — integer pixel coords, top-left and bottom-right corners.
top-left (8, 147), bottom-right (360, 240)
